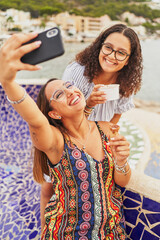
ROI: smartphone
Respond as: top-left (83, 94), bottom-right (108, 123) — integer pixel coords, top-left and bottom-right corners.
top-left (21, 27), bottom-right (65, 65)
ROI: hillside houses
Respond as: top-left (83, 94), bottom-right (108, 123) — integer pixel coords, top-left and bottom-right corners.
top-left (0, 6), bottom-right (158, 44)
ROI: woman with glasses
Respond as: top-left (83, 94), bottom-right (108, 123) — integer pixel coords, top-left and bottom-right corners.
top-left (0, 32), bottom-right (131, 239)
top-left (62, 23), bottom-right (143, 123)
top-left (41, 24), bottom-right (143, 230)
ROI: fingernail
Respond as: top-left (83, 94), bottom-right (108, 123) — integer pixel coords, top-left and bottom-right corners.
top-left (110, 138), bottom-right (115, 140)
top-left (35, 40), bottom-right (42, 46)
top-left (31, 32), bottom-right (38, 36)
top-left (36, 65), bottom-right (42, 69)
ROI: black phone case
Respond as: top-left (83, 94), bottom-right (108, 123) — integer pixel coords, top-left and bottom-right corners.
top-left (21, 27), bottom-right (65, 65)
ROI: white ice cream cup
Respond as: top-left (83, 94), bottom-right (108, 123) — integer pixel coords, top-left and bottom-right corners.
top-left (98, 84), bottom-right (120, 101)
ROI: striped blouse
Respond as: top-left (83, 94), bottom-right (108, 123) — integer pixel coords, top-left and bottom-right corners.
top-left (62, 61), bottom-right (134, 121)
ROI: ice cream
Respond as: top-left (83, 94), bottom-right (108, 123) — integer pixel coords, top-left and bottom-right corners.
top-left (109, 124), bottom-right (120, 138)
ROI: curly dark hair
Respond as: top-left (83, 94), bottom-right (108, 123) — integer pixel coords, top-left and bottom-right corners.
top-left (75, 24), bottom-right (143, 97)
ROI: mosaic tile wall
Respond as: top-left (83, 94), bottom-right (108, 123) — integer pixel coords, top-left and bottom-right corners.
top-left (119, 117), bottom-right (145, 171)
top-left (0, 84), bottom-right (160, 240)
top-left (122, 189), bottom-right (160, 240)
top-left (0, 85), bottom-right (42, 240)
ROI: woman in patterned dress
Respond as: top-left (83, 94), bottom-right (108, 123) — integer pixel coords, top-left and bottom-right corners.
top-left (41, 24), bottom-right (142, 219)
top-left (0, 32), bottom-right (131, 239)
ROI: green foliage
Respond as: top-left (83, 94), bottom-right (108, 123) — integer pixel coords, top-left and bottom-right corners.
top-left (69, 8), bottom-right (83, 16)
top-left (142, 22), bottom-right (160, 34)
top-left (40, 6), bottom-right (61, 16)
top-left (0, 0), bottom-right (159, 22)
top-left (7, 16), bottom-right (14, 22)
top-left (9, 27), bottom-right (22, 31)
top-left (102, 2), bottom-right (128, 20)
top-left (127, 4), bottom-right (160, 20)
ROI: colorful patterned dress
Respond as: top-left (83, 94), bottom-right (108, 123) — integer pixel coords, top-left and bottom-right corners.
top-left (41, 123), bottom-right (127, 240)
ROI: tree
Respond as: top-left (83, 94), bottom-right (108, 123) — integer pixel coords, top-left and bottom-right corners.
top-left (6, 16), bottom-right (14, 30)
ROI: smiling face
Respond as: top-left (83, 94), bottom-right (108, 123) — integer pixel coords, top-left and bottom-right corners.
top-left (45, 79), bottom-right (86, 119)
top-left (99, 32), bottom-right (131, 74)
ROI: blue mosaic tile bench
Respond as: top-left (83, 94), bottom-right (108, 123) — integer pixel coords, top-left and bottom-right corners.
top-left (122, 189), bottom-right (160, 240)
top-left (1, 84), bottom-right (160, 240)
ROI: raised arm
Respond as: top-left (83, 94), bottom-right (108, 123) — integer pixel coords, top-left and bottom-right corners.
top-left (0, 33), bottom-right (60, 155)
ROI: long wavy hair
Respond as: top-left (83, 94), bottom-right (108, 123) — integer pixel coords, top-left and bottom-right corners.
top-left (76, 24), bottom-right (143, 97)
top-left (33, 78), bottom-right (68, 183)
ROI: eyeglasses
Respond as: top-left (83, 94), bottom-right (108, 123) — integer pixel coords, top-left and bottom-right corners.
top-left (101, 44), bottom-right (130, 61)
top-left (49, 81), bottom-right (75, 103)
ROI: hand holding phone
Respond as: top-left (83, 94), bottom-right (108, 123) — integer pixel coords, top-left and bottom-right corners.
top-left (21, 27), bottom-right (65, 65)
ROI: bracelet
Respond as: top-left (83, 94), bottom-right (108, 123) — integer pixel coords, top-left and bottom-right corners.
top-left (84, 111), bottom-right (92, 116)
top-left (84, 107), bottom-right (94, 116)
top-left (114, 159), bottom-right (130, 175)
top-left (84, 112), bottom-right (91, 117)
top-left (84, 109), bottom-right (92, 114)
top-left (115, 166), bottom-right (131, 176)
top-left (114, 161), bottom-right (128, 171)
top-left (85, 104), bottom-right (94, 110)
top-left (6, 89), bottom-right (27, 104)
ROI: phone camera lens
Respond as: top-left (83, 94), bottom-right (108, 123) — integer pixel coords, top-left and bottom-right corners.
top-left (46, 28), bottom-right (58, 38)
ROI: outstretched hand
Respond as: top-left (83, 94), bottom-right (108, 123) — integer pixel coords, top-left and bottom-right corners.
top-left (86, 84), bottom-right (107, 107)
top-left (0, 32), bottom-right (41, 84)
